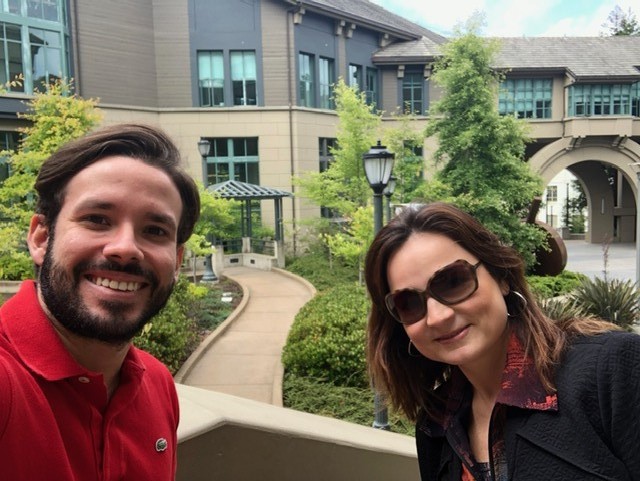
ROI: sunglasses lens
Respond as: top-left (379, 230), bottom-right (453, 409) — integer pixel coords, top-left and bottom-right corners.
top-left (386, 260), bottom-right (479, 325)
top-left (430, 261), bottom-right (478, 304)
top-left (389, 290), bottom-right (425, 324)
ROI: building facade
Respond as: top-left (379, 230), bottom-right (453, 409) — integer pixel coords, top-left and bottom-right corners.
top-left (0, 0), bottom-right (639, 247)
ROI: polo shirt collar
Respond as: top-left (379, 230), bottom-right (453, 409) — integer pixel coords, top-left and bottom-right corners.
top-left (0, 280), bottom-right (145, 381)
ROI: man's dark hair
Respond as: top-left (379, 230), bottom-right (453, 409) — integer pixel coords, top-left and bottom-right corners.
top-left (34, 123), bottom-right (200, 245)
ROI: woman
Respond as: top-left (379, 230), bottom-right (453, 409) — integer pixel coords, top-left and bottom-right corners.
top-left (364, 202), bottom-right (640, 481)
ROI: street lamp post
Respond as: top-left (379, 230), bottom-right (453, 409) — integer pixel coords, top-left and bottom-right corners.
top-left (363, 140), bottom-right (395, 431)
top-left (198, 138), bottom-right (218, 283)
top-left (383, 176), bottom-right (397, 223)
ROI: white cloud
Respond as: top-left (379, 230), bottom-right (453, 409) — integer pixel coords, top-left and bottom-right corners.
top-left (370, 0), bottom-right (639, 37)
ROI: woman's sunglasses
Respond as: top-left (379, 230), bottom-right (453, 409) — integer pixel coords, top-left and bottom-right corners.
top-left (385, 259), bottom-right (482, 325)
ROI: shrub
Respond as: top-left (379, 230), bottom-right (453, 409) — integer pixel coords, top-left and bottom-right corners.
top-left (286, 247), bottom-right (358, 292)
top-left (569, 277), bottom-right (639, 330)
top-left (527, 270), bottom-right (587, 300)
top-left (133, 275), bottom-right (199, 374)
top-left (282, 283), bottom-right (369, 387)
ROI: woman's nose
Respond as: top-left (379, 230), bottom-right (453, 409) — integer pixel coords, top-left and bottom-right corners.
top-left (424, 297), bottom-right (455, 326)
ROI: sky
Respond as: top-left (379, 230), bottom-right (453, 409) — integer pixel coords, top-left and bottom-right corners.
top-left (369, 0), bottom-right (639, 37)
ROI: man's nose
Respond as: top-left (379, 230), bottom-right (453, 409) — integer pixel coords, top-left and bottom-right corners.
top-left (102, 224), bottom-right (144, 263)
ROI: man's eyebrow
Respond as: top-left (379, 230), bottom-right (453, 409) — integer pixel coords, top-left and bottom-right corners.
top-left (74, 199), bottom-right (178, 229)
top-left (147, 212), bottom-right (178, 230)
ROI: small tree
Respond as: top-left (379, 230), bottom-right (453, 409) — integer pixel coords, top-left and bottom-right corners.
top-left (185, 183), bottom-right (238, 277)
top-left (383, 114), bottom-right (426, 204)
top-left (422, 21), bottom-right (546, 269)
top-left (295, 79), bottom-right (380, 271)
top-left (0, 79), bottom-right (101, 279)
top-left (602, 5), bottom-right (640, 36)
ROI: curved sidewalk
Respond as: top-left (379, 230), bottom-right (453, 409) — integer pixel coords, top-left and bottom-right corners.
top-left (175, 266), bottom-right (315, 406)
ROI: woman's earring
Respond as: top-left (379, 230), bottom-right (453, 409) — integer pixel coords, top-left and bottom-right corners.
top-left (506, 290), bottom-right (527, 318)
top-left (408, 340), bottom-right (422, 357)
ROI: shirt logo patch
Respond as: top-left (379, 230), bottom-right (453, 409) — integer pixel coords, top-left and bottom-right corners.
top-left (155, 438), bottom-right (168, 452)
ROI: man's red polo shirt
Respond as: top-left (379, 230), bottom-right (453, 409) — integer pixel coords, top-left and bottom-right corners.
top-left (0, 281), bottom-right (179, 480)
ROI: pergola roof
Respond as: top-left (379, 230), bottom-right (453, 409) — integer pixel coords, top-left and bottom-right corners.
top-left (207, 180), bottom-right (292, 200)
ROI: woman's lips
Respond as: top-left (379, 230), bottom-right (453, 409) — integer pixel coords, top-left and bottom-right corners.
top-left (435, 325), bottom-right (470, 343)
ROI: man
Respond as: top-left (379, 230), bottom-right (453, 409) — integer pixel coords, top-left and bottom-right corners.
top-left (0, 123), bottom-right (200, 479)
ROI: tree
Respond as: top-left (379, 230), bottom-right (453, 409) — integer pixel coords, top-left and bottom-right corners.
top-left (0, 79), bottom-right (102, 279)
top-left (602, 5), bottom-right (640, 36)
top-left (296, 78), bottom-right (380, 218)
top-left (294, 79), bottom-right (380, 271)
top-left (383, 114), bottom-right (426, 204)
top-left (422, 24), bottom-right (546, 269)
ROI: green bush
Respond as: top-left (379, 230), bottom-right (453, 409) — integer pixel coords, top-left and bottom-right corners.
top-left (282, 283), bottom-right (369, 388)
top-left (569, 277), bottom-right (639, 330)
top-left (286, 248), bottom-right (358, 292)
top-left (134, 275), bottom-right (199, 374)
top-left (0, 252), bottom-right (33, 280)
top-left (527, 270), bottom-right (587, 299)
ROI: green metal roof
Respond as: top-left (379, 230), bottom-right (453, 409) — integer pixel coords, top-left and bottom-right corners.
top-left (207, 180), bottom-right (292, 200)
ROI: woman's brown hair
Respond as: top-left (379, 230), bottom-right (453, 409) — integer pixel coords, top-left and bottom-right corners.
top-left (364, 202), bottom-right (616, 422)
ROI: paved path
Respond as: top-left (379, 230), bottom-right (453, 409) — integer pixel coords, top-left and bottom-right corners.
top-left (176, 266), bottom-right (315, 406)
top-left (564, 239), bottom-right (635, 282)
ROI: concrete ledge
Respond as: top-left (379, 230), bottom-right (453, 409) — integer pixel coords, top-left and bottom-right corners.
top-left (176, 384), bottom-right (419, 481)
top-left (0, 281), bottom-right (21, 295)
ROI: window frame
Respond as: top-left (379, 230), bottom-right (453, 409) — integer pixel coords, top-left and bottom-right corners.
top-left (402, 72), bottom-right (423, 115)
top-left (498, 78), bottom-right (552, 119)
top-left (197, 50), bottom-right (225, 107)
top-left (230, 50), bottom-right (257, 106)
top-left (299, 52), bottom-right (315, 107)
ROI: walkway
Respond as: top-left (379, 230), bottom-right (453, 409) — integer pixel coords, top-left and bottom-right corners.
top-left (176, 266), bottom-right (315, 406)
top-left (564, 239), bottom-right (635, 282)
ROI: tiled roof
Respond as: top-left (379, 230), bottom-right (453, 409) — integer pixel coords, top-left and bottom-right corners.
top-left (372, 36), bottom-right (443, 63)
top-left (374, 35), bottom-right (640, 80)
top-left (493, 36), bottom-right (640, 80)
top-left (289, 0), bottom-right (447, 43)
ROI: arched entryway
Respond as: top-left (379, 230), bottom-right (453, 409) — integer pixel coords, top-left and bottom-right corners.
top-left (529, 136), bottom-right (640, 244)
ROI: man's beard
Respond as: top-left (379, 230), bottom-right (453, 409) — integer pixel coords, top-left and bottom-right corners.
top-left (39, 234), bottom-right (175, 345)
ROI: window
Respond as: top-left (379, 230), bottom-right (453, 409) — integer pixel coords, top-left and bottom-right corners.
top-left (26, 0), bottom-right (62, 21)
top-left (402, 73), bottom-right (423, 115)
top-left (568, 83), bottom-right (634, 117)
top-left (0, 3), bottom-right (68, 94)
top-left (299, 52), bottom-right (314, 107)
top-left (30, 27), bottom-right (63, 91)
top-left (198, 51), bottom-right (224, 107)
top-left (499, 79), bottom-right (552, 119)
top-left (365, 68), bottom-right (377, 107)
top-left (0, 22), bottom-right (24, 92)
top-left (633, 82), bottom-right (639, 117)
top-left (203, 137), bottom-right (259, 186)
top-left (230, 50), bottom-right (257, 106)
top-left (318, 57), bottom-right (334, 109)
top-left (0, 130), bottom-right (20, 182)
top-left (546, 185), bottom-right (558, 202)
top-left (319, 137), bottom-right (337, 218)
top-left (348, 64), bottom-right (362, 90)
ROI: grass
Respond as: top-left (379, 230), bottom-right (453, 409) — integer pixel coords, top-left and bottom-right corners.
top-left (283, 372), bottom-right (415, 436)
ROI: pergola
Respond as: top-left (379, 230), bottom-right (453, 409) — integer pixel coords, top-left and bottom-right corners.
top-left (207, 180), bottom-right (292, 241)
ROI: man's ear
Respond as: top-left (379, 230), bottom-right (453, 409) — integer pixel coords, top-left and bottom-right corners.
top-left (174, 244), bottom-right (185, 281)
top-left (27, 214), bottom-right (49, 266)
